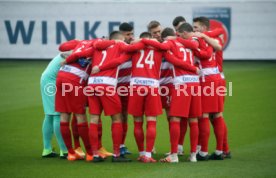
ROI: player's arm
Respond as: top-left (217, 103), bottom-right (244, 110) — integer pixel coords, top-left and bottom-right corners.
top-left (120, 42), bottom-right (145, 52)
top-left (194, 32), bottom-right (222, 51)
top-left (204, 28), bottom-right (224, 38)
top-left (65, 47), bottom-right (94, 64)
top-left (193, 45), bottom-right (213, 60)
top-left (176, 37), bottom-right (199, 50)
top-left (59, 39), bottom-right (80, 51)
top-left (141, 39), bottom-right (171, 50)
top-left (92, 53), bottom-right (132, 74)
top-left (164, 51), bottom-right (198, 73)
top-left (93, 39), bottom-right (116, 50)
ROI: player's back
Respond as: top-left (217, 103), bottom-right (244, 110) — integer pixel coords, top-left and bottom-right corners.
top-left (58, 40), bottom-right (94, 84)
top-left (130, 46), bottom-right (163, 87)
top-left (193, 37), bottom-right (220, 82)
top-left (169, 40), bottom-right (196, 76)
top-left (89, 43), bottom-right (123, 87)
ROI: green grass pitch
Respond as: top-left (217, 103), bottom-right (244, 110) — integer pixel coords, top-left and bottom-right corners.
top-left (0, 60), bottom-right (276, 178)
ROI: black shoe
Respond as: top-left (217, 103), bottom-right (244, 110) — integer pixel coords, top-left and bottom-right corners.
top-left (112, 155), bottom-right (132, 162)
top-left (196, 153), bottom-right (209, 161)
top-left (42, 152), bottom-right (58, 158)
top-left (209, 152), bottom-right (224, 160)
top-left (223, 151), bottom-right (232, 159)
top-left (93, 156), bottom-right (105, 163)
top-left (60, 153), bottom-right (68, 159)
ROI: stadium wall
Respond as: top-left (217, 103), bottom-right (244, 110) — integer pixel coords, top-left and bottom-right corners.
top-left (0, 0), bottom-right (276, 60)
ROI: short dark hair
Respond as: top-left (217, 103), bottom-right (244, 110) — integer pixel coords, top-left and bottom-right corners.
top-left (147, 20), bottom-right (161, 31)
top-left (172, 16), bottom-right (186, 27)
top-left (161, 27), bottom-right (175, 39)
top-left (178, 23), bottom-right (193, 33)
top-left (139, 32), bottom-right (152, 38)
top-left (193, 16), bottom-right (210, 29)
top-left (109, 31), bottom-right (123, 40)
top-left (119, 22), bottom-right (133, 32)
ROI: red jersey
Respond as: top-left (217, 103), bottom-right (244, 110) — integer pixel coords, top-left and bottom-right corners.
top-left (57, 40), bottom-right (95, 84)
top-left (142, 38), bottom-right (199, 86)
top-left (89, 40), bottom-right (144, 87)
top-left (192, 37), bottom-right (221, 82)
top-left (213, 37), bottom-right (224, 73)
top-left (99, 40), bottom-right (198, 88)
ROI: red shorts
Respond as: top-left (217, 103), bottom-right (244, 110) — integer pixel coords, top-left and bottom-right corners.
top-left (201, 81), bottom-right (222, 113)
top-left (170, 85), bottom-right (202, 118)
top-left (218, 79), bottom-right (226, 112)
top-left (128, 87), bottom-right (162, 117)
top-left (160, 85), bottom-right (172, 109)
top-left (117, 84), bottom-right (129, 113)
top-left (55, 77), bottom-right (87, 114)
top-left (88, 85), bottom-right (122, 116)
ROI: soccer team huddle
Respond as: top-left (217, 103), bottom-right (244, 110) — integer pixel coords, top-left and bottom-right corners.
top-left (40, 16), bottom-right (231, 163)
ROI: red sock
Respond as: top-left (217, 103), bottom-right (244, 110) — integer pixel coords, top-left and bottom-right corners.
top-left (134, 121), bottom-right (144, 152)
top-left (169, 121), bottom-right (180, 154)
top-left (60, 121), bottom-right (74, 154)
top-left (112, 122), bottom-right (123, 156)
top-left (179, 118), bottom-right (188, 145)
top-left (198, 117), bottom-right (210, 152)
top-left (189, 122), bottom-right (199, 153)
top-left (146, 121), bottom-right (156, 153)
top-left (98, 119), bottom-right (102, 149)
top-left (71, 115), bottom-right (80, 149)
top-left (222, 118), bottom-right (230, 153)
top-left (121, 123), bottom-right (128, 145)
top-left (89, 123), bottom-right (98, 155)
top-left (213, 116), bottom-right (224, 151)
top-left (78, 122), bottom-right (92, 155)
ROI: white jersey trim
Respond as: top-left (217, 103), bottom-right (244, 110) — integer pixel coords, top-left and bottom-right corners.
top-left (201, 67), bottom-right (220, 76)
top-left (88, 76), bottom-right (117, 86)
top-left (60, 65), bottom-right (89, 80)
top-left (130, 77), bottom-right (159, 87)
top-left (173, 75), bottom-right (199, 85)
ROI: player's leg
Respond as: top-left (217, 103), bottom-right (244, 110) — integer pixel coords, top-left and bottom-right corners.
top-left (219, 79), bottom-right (231, 158)
top-left (75, 113), bottom-right (93, 159)
top-left (197, 82), bottom-right (212, 161)
top-left (209, 112), bottom-right (224, 160)
top-left (197, 113), bottom-right (210, 161)
top-left (60, 112), bottom-right (79, 161)
top-left (160, 116), bottom-right (180, 163)
top-left (178, 118), bottom-right (187, 155)
top-left (222, 118), bottom-right (231, 158)
top-left (128, 90), bottom-right (145, 161)
top-left (42, 115), bottom-right (56, 157)
top-left (72, 114), bottom-right (86, 158)
top-left (53, 115), bottom-right (68, 158)
top-left (97, 118), bottom-right (113, 157)
top-left (188, 118), bottom-right (199, 162)
top-left (143, 88), bottom-right (162, 163)
top-left (89, 114), bottom-right (103, 162)
top-left (71, 114), bottom-right (82, 151)
top-left (40, 77), bottom-right (57, 157)
top-left (120, 109), bottom-right (132, 155)
top-left (101, 89), bottom-right (131, 162)
top-left (133, 116), bottom-right (145, 160)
